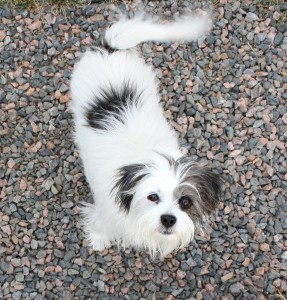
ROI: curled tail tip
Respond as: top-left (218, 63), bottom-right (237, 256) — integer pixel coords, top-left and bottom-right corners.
top-left (104, 17), bottom-right (144, 50)
top-left (191, 13), bottom-right (213, 39)
top-left (103, 12), bottom-right (213, 50)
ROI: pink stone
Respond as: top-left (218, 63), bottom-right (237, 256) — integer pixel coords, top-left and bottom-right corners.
top-left (255, 267), bottom-right (265, 275)
top-left (263, 163), bottom-right (274, 176)
top-left (0, 30), bottom-right (6, 42)
top-left (7, 159), bottom-right (15, 169)
top-left (31, 121), bottom-right (39, 133)
top-left (36, 141), bottom-right (42, 150)
top-left (237, 98), bottom-right (248, 113)
top-left (82, 36), bottom-right (93, 45)
top-left (186, 80), bottom-right (193, 87)
top-left (177, 270), bottom-right (186, 280)
top-left (228, 142), bottom-right (234, 151)
top-left (43, 208), bottom-right (49, 217)
top-left (55, 265), bottom-right (62, 272)
top-left (22, 256), bottom-right (30, 267)
top-left (20, 179), bottom-right (27, 190)
top-left (260, 243), bottom-right (270, 252)
top-left (5, 103), bottom-right (15, 110)
top-left (45, 266), bottom-right (55, 273)
top-left (235, 155), bottom-right (245, 166)
top-left (55, 279), bottom-right (63, 286)
top-left (240, 175), bottom-right (246, 186)
top-left (223, 82), bottom-right (235, 88)
top-left (207, 151), bottom-right (214, 160)
top-left (205, 283), bottom-right (214, 292)
top-left (254, 26), bottom-right (260, 34)
top-left (2, 225), bottom-right (11, 235)
top-left (275, 140), bottom-right (285, 151)
top-left (23, 235), bottom-right (30, 243)
top-left (224, 206), bottom-right (232, 214)
top-left (229, 149), bottom-right (241, 157)
top-left (243, 257), bottom-right (250, 267)
top-left (28, 20), bottom-right (42, 31)
top-left (273, 279), bottom-right (281, 288)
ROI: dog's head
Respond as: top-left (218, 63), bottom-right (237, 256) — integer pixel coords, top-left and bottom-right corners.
top-left (112, 153), bottom-right (224, 256)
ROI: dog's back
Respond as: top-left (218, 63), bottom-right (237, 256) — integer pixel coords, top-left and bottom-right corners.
top-left (70, 13), bottom-right (212, 162)
top-left (71, 48), bottom-right (181, 187)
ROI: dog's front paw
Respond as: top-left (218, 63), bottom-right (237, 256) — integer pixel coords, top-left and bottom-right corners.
top-left (87, 232), bottom-right (112, 251)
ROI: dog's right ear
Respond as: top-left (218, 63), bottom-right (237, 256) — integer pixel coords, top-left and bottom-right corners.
top-left (112, 164), bottom-right (149, 213)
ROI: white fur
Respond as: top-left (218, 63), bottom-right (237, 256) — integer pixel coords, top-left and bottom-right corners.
top-left (105, 13), bottom-right (211, 50)
top-left (70, 13), bottom-right (214, 258)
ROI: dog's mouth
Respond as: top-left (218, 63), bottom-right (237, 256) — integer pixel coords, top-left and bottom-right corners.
top-left (159, 229), bottom-right (174, 235)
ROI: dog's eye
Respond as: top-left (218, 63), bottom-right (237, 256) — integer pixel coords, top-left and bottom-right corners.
top-left (147, 194), bottom-right (159, 202)
top-left (179, 196), bottom-right (192, 210)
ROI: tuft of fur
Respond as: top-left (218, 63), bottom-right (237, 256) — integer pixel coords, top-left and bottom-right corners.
top-left (86, 81), bottom-right (143, 130)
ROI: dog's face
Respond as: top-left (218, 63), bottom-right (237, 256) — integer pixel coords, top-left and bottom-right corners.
top-left (113, 154), bottom-right (223, 256)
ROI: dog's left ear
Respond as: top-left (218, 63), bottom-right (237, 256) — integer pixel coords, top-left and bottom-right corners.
top-left (112, 164), bottom-right (149, 213)
top-left (176, 158), bottom-right (224, 216)
top-left (192, 166), bottom-right (224, 214)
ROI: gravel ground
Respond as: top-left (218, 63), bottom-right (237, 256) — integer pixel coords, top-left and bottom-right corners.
top-left (1, 0), bottom-right (287, 299)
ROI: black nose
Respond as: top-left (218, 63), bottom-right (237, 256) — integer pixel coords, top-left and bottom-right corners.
top-left (161, 214), bottom-right (177, 228)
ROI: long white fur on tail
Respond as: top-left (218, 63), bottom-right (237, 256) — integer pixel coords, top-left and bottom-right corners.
top-left (104, 13), bottom-right (212, 50)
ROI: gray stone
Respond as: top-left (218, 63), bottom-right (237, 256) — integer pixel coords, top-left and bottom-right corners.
top-left (246, 12), bottom-right (258, 22)
top-left (229, 283), bottom-right (241, 295)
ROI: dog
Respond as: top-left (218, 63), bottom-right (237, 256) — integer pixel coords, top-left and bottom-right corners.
top-left (70, 12), bottom-right (223, 257)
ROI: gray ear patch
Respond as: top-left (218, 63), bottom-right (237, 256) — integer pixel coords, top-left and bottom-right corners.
top-left (174, 157), bottom-right (224, 224)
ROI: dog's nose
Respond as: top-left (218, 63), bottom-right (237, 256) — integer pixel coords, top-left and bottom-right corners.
top-left (161, 214), bottom-right (177, 228)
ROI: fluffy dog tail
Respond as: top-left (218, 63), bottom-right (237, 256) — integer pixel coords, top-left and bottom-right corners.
top-left (104, 13), bottom-right (211, 50)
